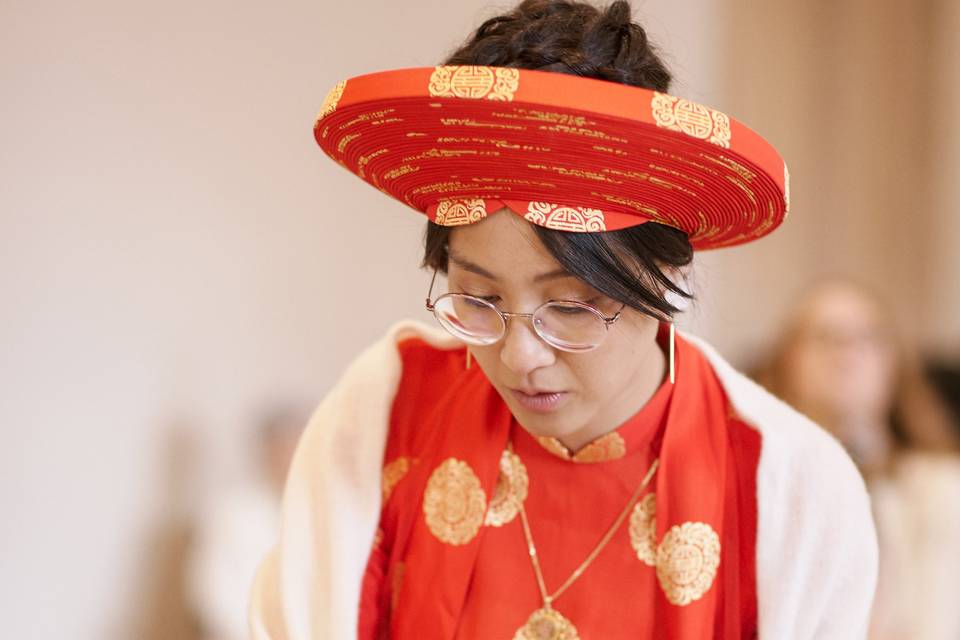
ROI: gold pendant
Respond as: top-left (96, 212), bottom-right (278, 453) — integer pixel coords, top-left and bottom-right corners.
top-left (513, 606), bottom-right (580, 640)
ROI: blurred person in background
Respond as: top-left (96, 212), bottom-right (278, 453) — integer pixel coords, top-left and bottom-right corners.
top-left (759, 277), bottom-right (960, 640)
top-left (188, 407), bottom-right (306, 640)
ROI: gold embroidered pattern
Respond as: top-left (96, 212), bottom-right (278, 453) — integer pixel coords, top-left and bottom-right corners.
top-left (422, 458), bottom-right (487, 545)
top-left (783, 163), bottom-right (791, 216)
top-left (628, 493), bottom-right (657, 566)
top-left (534, 432), bottom-right (625, 463)
top-left (434, 198), bottom-right (488, 226)
top-left (656, 521), bottom-right (721, 606)
top-left (525, 202), bottom-right (606, 232)
top-left (429, 65), bottom-right (520, 101)
top-left (536, 436), bottom-right (573, 460)
top-left (317, 79), bottom-right (347, 121)
top-left (382, 457), bottom-right (412, 503)
top-left (574, 432), bottom-right (626, 462)
top-left (485, 449), bottom-right (529, 527)
top-left (651, 92), bottom-right (731, 148)
top-left (514, 607), bottom-right (580, 640)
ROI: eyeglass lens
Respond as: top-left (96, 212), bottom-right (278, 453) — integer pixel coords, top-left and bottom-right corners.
top-left (432, 295), bottom-right (608, 352)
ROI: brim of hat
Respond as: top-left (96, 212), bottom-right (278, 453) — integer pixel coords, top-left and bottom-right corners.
top-left (314, 66), bottom-right (789, 250)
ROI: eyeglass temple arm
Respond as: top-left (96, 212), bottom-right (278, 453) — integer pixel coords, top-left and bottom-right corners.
top-left (425, 269), bottom-right (439, 311)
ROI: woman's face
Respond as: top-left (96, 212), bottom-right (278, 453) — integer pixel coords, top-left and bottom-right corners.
top-left (783, 282), bottom-right (897, 428)
top-left (446, 210), bottom-right (667, 452)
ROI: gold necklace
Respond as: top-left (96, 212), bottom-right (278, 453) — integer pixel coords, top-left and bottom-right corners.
top-left (509, 443), bottom-right (660, 640)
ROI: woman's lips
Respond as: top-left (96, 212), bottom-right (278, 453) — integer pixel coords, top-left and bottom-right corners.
top-left (509, 388), bottom-right (568, 413)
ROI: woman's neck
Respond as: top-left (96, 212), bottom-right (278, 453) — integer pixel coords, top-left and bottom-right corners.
top-left (557, 334), bottom-right (668, 453)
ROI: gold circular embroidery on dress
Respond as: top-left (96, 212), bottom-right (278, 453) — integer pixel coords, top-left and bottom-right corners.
top-left (485, 449), bottom-right (529, 527)
top-left (317, 79), bottom-right (347, 122)
top-left (651, 92), bottom-right (731, 149)
top-left (434, 198), bottom-right (488, 226)
top-left (423, 458), bottom-right (487, 545)
top-left (514, 607), bottom-right (580, 640)
top-left (382, 456), bottom-right (412, 503)
top-left (524, 202), bottom-right (606, 232)
top-left (628, 493), bottom-right (657, 566)
top-left (429, 65), bottom-right (519, 101)
top-left (656, 521), bottom-right (721, 606)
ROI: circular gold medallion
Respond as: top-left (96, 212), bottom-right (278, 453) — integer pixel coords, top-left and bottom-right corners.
top-left (514, 607), bottom-right (580, 640)
top-left (485, 449), bottom-right (529, 527)
top-left (628, 492), bottom-right (657, 566)
top-left (656, 521), bottom-right (721, 606)
top-left (422, 458), bottom-right (487, 545)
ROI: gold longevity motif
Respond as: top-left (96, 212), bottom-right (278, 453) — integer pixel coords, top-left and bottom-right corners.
top-left (525, 202), bottom-right (606, 232)
top-left (429, 65), bottom-right (520, 101)
top-left (514, 607), bottom-right (581, 640)
top-left (656, 521), bottom-right (721, 606)
top-left (422, 458), bottom-right (487, 545)
top-left (317, 79), bottom-right (347, 121)
top-left (434, 198), bottom-right (488, 226)
top-left (485, 449), bottom-right (529, 526)
top-left (628, 493), bottom-right (657, 566)
top-left (382, 457), bottom-right (412, 503)
top-left (651, 92), bottom-right (731, 149)
top-left (535, 432), bottom-right (625, 463)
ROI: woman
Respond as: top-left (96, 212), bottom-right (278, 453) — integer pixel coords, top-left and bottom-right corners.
top-left (759, 278), bottom-right (960, 640)
top-left (250, 1), bottom-right (877, 638)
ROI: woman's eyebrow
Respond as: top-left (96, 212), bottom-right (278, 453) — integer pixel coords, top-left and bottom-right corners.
top-left (449, 253), bottom-right (573, 284)
top-left (449, 254), bottom-right (497, 279)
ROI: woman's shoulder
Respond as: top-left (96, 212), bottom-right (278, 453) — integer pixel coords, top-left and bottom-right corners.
top-left (683, 332), bottom-right (867, 496)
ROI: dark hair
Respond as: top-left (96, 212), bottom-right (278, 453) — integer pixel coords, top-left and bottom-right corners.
top-left (423, 0), bottom-right (693, 319)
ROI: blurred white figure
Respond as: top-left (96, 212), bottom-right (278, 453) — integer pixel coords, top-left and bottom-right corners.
top-left (760, 278), bottom-right (960, 640)
top-left (189, 408), bottom-right (305, 640)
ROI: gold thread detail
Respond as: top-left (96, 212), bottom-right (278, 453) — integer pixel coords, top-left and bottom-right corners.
top-left (317, 79), bottom-right (347, 121)
top-left (485, 449), bottom-right (529, 527)
top-left (651, 92), bottom-right (731, 148)
top-left (783, 163), bottom-right (791, 216)
top-left (573, 432), bottom-right (626, 462)
top-left (525, 202), bottom-right (606, 232)
top-left (434, 198), bottom-right (488, 226)
top-left (628, 493), bottom-right (657, 566)
top-left (656, 521), bottom-right (721, 606)
top-left (422, 458), bottom-right (487, 545)
top-left (534, 432), bottom-right (625, 463)
top-left (429, 65), bottom-right (520, 101)
top-left (382, 457), bottom-right (412, 503)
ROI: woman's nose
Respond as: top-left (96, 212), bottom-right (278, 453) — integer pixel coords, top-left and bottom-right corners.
top-left (499, 316), bottom-right (556, 375)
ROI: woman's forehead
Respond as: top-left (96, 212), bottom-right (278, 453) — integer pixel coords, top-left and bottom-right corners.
top-left (447, 210), bottom-right (567, 281)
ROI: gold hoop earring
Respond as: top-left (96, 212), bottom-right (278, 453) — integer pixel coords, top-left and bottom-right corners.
top-left (466, 348), bottom-right (472, 370)
top-left (669, 322), bottom-right (676, 384)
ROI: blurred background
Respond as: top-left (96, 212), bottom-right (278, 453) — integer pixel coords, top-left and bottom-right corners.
top-left (1, 0), bottom-right (958, 638)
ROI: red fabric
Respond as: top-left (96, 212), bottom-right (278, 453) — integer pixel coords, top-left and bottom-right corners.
top-left (314, 66), bottom-right (789, 250)
top-left (358, 332), bottom-right (761, 639)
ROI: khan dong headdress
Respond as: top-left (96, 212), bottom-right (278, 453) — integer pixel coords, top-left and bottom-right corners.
top-left (314, 66), bottom-right (789, 249)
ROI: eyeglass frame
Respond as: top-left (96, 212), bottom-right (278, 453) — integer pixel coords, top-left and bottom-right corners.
top-left (423, 268), bottom-right (625, 351)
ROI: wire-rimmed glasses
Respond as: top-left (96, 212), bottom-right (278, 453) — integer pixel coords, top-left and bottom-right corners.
top-left (424, 270), bottom-right (623, 352)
